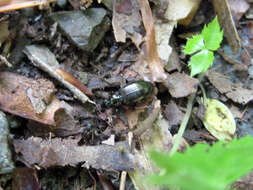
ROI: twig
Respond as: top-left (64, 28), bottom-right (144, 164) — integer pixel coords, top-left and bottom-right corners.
top-left (0, 55), bottom-right (12, 67)
top-left (119, 171), bottom-right (127, 190)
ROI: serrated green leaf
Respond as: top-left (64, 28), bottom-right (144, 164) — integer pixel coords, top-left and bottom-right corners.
top-left (202, 16), bottom-right (223, 51)
top-left (149, 136), bottom-right (253, 190)
top-left (184, 34), bottom-right (205, 54)
top-left (189, 49), bottom-right (214, 77)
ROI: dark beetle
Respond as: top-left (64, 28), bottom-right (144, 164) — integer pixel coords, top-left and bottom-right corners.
top-left (105, 81), bottom-right (154, 107)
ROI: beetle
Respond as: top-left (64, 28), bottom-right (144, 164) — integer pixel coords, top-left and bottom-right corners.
top-left (104, 81), bottom-right (154, 107)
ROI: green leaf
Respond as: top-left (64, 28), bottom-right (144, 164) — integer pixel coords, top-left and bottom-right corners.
top-left (148, 136), bottom-right (253, 190)
top-left (184, 34), bottom-right (205, 55)
top-left (189, 49), bottom-right (214, 77)
top-left (202, 16), bottom-right (223, 51)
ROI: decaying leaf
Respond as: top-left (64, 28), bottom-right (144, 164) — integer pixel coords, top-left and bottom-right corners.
top-left (0, 0), bottom-right (55, 12)
top-left (207, 71), bottom-right (253, 105)
top-left (164, 102), bottom-right (184, 126)
top-left (228, 0), bottom-right (250, 21)
top-left (164, 72), bottom-right (199, 98)
top-left (203, 98), bottom-right (236, 141)
top-left (14, 137), bottom-right (134, 171)
top-left (136, 0), bottom-right (167, 82)
top-left (24, 45), bottom-right (94, 104)
top-left (0, 72), bottom-right (59, 125)
top-left (112, 0), bottom-right (143, 48)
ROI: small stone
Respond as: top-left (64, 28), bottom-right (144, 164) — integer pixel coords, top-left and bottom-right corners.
top-left (50, 8), bottom-right (110, 51)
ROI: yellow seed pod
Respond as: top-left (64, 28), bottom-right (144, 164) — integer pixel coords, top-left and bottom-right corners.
top-left (203, 98), bottom-right (236, 141)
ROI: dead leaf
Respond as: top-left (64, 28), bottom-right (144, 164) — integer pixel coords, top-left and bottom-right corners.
top-left (228, 0), bottom-right (250, 21)
top-left (125, 109), bottom-right (143, 129)
top-left (136, 0), bottom-right (167, 82)
top-left (112, 0), bottom-right (143, 48)
top-left (0, 0), bottom-right (55, 12)
top-left (164, 102), bottom-right (184, 126)
top-left (164, 0), bottom-right (201, 21)
top-left (207, 70), bottom-right (253, 105)
top-left (14, 137), bottom-right (134, 171)
top-left (165, 72), bottom-right (199, 98)
top-left (0, 72), bottom-right (60, 125)
top-left (24, 45), bottom-right (94, 104)
top-left (178, 0), bottom-right (202, 26)
top-left (154, 21), bottom-right (173, 62)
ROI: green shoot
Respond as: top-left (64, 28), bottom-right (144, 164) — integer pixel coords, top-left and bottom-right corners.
top-left (148, 136), bottom-right (253, 190)
top-left (184, 16), bottom-right (223, 77)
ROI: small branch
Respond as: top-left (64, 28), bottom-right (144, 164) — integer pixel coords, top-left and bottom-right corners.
top-left (0, 55), bottom-right (12, 67)
top-left (119, 171), bottom-right (127, 190)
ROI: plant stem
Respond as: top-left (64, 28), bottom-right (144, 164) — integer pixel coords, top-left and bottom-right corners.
top-left (169, 93), bottom-right (196, 156)
top-left (199, 83), bottom-right (207, 103)
top-left (169, 73), bottom-right (205, 156)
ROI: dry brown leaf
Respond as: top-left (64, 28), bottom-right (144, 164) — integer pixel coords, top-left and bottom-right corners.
top-left (228, 0), bottom-right (250, 21)
top-left (112, 0), bottom-right (143, 48)
top-left (0, 0), bottom-right (55, 12)
top-left (136, 0), bottom-right (167, 82)
top-left (164, 72), bottom-right (199, 98)
top-left (207, 71), bottom-right (253, 105)
top-left (14, 137), bottom-right (134, 171)
top-left (24, 45), bottom-right (94, 104)
top-left (0, 72), bottom-right (60, 125)
top-left (164, 102), bottom-right (184, 126)
top-left (125, 109), bottom-right (143, 129)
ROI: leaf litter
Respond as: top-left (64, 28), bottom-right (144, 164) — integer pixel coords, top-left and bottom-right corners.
top-left (1, 0), bottom-right (253, 189)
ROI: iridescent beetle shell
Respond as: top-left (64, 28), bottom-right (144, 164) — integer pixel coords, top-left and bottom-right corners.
top-left (105, 81), bottom-right (154, 107)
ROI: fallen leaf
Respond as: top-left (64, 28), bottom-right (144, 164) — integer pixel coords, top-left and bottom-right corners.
top-left (228, 0), bottom-right (250, 21)
top-left (126, 109), bottom-right (143, 129)
top-left (203, 98), bottom-right (236, 141)
top-left (112, 0), bottom-right (143, 48)
top-left (136, 0), bottom-right (167, 82)
top-left (207, 70), bottom-right (253, 105)
top-left (24, 45), bottom-right (94, 104)
top-left (164, 0), bottom-right (201, 21)
top-left (14, 137), bottom-right (134, 171)
top-left (164, 102), bottom-right (184, 126)
top-left (165, 72), bottom-right (199, 98)
top-left (0, 72), bottom-right (59, 125)
top-left (0, 0), bottom-right (55, 12)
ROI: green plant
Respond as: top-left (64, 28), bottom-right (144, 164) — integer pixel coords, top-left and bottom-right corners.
top-left (184, 16), bottom-right (223, 77)
top-left (147, 16), bottom-right (252, 190)
top-left (149, 136), bottom-right (253, 190)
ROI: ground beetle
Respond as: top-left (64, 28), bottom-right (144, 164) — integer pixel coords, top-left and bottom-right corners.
top-left (105, 81), bottom-right (154, 107)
